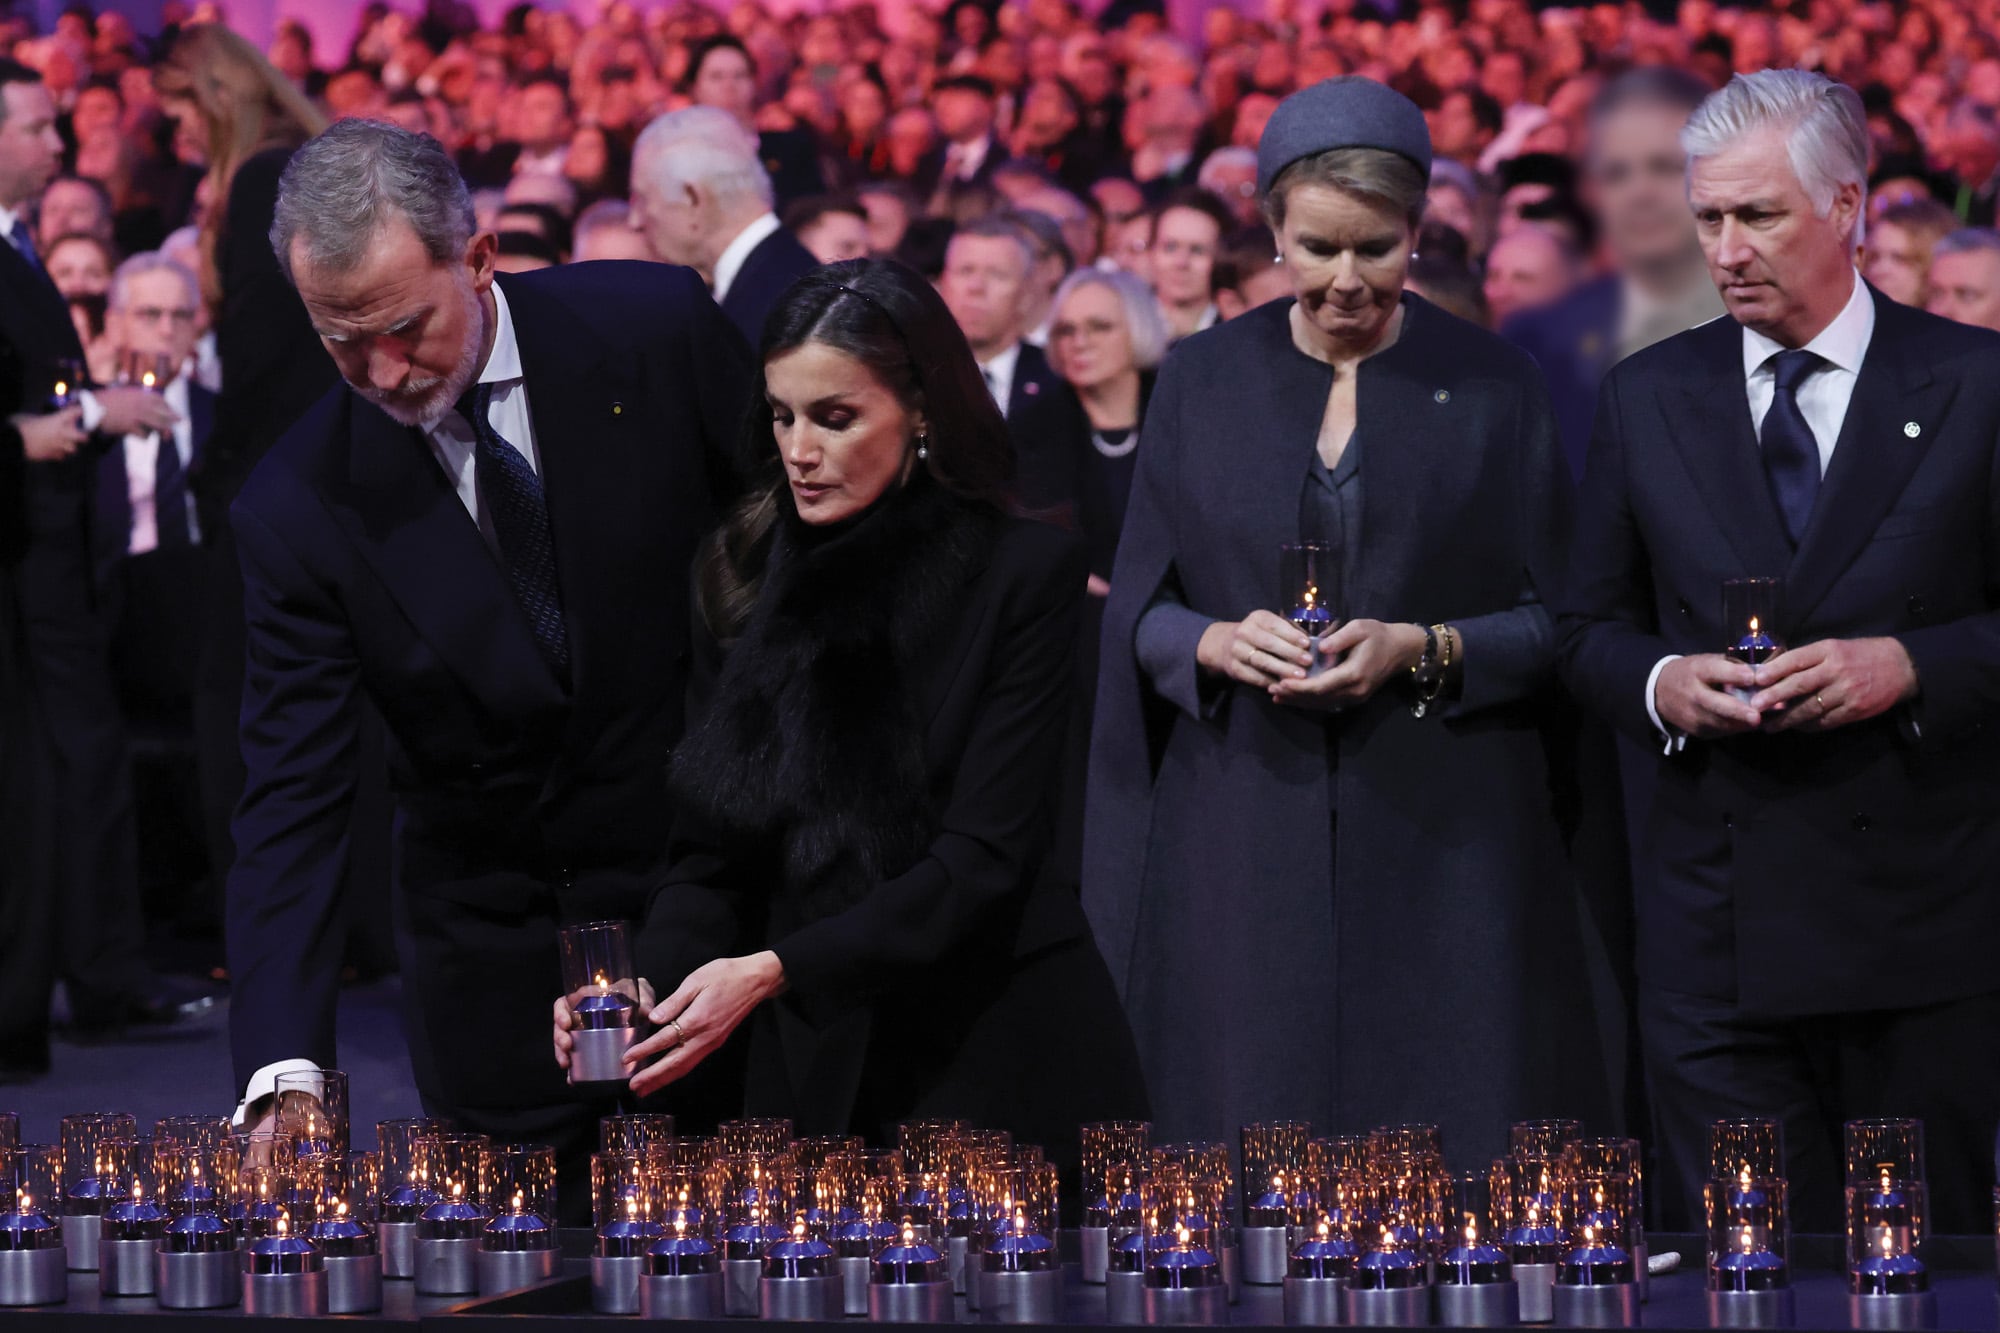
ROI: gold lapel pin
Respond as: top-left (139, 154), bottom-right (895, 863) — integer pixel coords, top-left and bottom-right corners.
top-left (612, 402), bottom-right (624, 416)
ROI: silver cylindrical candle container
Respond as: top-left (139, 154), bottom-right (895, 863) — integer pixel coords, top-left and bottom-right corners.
top-left (1849, 1292), bottom-right (1938, 1331)
top-left (834, 1217), bottom-right (892, 1317)
top-left (1082, 1224), bottom-right (1111, 1284)
top-left (571, 1022), bottom-right (637, 1085)
top-left (1514, 1262), bottom-right (1558, 1324)
top-left (1108, 1228), bottom-right (1149, 1325)
top-left (642, 1232), bottom-right (723, 1319)
top-left (722, 1221), bottom-right (783, 1317)
top-left (1634, 1233), bottom-right (1648, 1302)
top-left (562, 921), bottom-right (642, 1084)
top-left (1242, 1226), bottom-right (1289, 1287)
top-left (592, 1254), bottom-right (646, 1315)
top-left (1282, 1230), bottom-right (1355, 1328)
top-left (243, 1231), bottom-right (329, 1317)
top-left (979, 1229), bottom-right (1062, 1324)
top-left (1218, 1227), bottom-right (1241, 1304)
top-left (315, 1215), bottom-right (383, 1314)
top-left (1709, 1289), bottom-right (1796, 1328)
top-left (1436, 1239), bottom-right (1518, 1328)
top-left (949, 1233), bottom-right (972, 1298)
top-left (870, 1235), bottom-right (955, 1322)
top-left (0, 1200), bottom-right (67, 1307)
top-left (378, 1179), bottom-right (436, 1280)
top-left (1552, 1240), bottom-right (1637, 1329)
top-left (98, 1194), bottom-right (167, 1297)
top-left (1143, 1241), bottom-right (1227, 1325)
top-left (156, 1210), bottom-right (238, 1309)
top-left (414, 1197), bottom-right (486, 1296)
top-left (61, 1212), bottom-right (100, 1273)
top-left (477, 1206), bottom-right (563, 1297)
top-left (1344, 1247), bottom-right (1430, 1327)
top-left (761, 1232), bottom-right (843, 1320)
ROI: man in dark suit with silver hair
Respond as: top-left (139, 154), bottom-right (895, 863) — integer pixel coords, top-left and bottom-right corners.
top-left (1560, 69), bottom-right (2000, 1232)
top-left (226, 119), bottom-right (750, 1205)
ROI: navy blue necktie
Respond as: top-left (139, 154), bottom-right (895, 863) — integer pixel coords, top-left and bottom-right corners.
top-left (1760, 349), bottom-right (1824, 547)
top-left (456, 382), bottom-right (570, 681)
top-left (7, 223), bottom-right (43, 274)
top-left (153, 421), bottom-right (192, 549)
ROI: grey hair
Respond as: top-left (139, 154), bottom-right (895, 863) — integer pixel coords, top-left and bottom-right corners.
top-left (107, 250), bottom-right (199, 313)
top-left (1197, 145), bottom-right (1258, 193)
top-left (1050, 266), bottom-right (1170, 370)
top-left (1681, 70), bottom-right (1868, 240)
top-left (270, 119), bottom-right (475, 283)
top-left (632, 106), bottom-right (773, 211)
top-left (1933, 227), bottom-right (2000, 259)
top-left (1263, 147), bottom-right (1428, 230)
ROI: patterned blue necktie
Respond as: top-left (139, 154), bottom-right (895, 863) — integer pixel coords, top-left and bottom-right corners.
top-left (154, 421), bottom-right (192, 548)
top-left (1760, 349), bottom-right (1824, 548)
top-left (455, 382), bottom-right (571, 680)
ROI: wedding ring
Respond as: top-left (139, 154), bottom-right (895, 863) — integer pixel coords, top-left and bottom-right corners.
top-left (668, 1018), bottom-right (686, 1045)
top-left (1816, 693), bottom-right (1828, 716)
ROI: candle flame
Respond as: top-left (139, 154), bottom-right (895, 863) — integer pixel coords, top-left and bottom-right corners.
top-left (1748, 616), bottom-right (1760, 634)
top-left (277, 1215), bottom-right (289, 1237)
top-left (142, 371), bottom-right (157, 389)
top-left (19, 1192), bottom-right (30, 1212)
top-left (594, 970), bottom-right (609, 991)
top-left (132, 1179), bottom-right (143, 1202)
top-left (53, 381), bottom-right (67, 398)
top-left (627, 1193), bottom-right (639, 1220)
top-left (512, 1190), bottom-right (525, 1214)
top-left (902, 1220), bottom-right (916, 1245)
top-left (452, 1181), bottom-right (464, 1200)
top-left (1739, 1226), bottom-right (1753, 1254)
top-left (1464, 1218), bottom-right (1477, 1244)
top-left (1879, 1166), bottom-right (1892, 1193)
top-left (1740, 1166), bottom-right (1751, 1190)
top-left (793, 1218), bottom-right (807, 1241)
top-left (1316, 1217), bottom-right (1330, 1242)
top-left (1176, 1222), bottom-right (1190, 1248)
top-left (337, 1201), bottom-right (348, 1220)
top-left (1881, 1231), bottom-right (1893, 1257)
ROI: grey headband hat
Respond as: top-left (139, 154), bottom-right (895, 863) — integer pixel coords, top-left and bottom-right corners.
top-left (1255, 75), bottom-right (1435, 196)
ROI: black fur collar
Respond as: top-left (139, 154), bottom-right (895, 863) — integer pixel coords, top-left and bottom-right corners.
top-left (669, 476), bottom-right (1000, 918)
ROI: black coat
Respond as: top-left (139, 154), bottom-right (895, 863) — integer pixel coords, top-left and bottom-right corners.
top-left (1557, 285), bottom-right (2000, 1017)
top-left (640, 477), bottom-right (1148, 1164)
top-left (226, 263), bottom-right (751, 1124)
top-left (719, 226), bottom-right (821, 348)
top-left (1083, 295), bottom-right (1615, 1155)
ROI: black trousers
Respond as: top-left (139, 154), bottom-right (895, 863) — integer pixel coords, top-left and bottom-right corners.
top-left (1640, 984), bottom-right (2000, 1234)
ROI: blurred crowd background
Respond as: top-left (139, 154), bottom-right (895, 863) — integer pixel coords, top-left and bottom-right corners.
top-left (7, 0), bottom-right (2000, 1056)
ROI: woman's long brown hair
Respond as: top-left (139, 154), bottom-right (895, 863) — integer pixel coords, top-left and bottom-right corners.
top-left (153, 24), bottom-right (327, 307)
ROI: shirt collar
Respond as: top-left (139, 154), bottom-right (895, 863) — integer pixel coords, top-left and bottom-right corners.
top-left (481, 281), bottom-right (524, 385)
top-left (979, 340), bottom-right (1022, 385)
top-left (1742, 268), bottom-right (1875, 381)
top-left (0, 201), bottom-right (22, 245)
top-left (711, 212), bottom-right (782, 304)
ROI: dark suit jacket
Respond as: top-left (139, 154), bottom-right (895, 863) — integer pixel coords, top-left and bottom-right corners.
top-left (92, 383), bottom-right (215, 590)
top-left (1557, 285), bottom-right (2000, 1017)
top-left (226, 261), bottom-right (752, 1091)
top-left (1004, 340), bottom-right (1060, 421)
top-left (1503, 274), bottom-right (1619, 483)
top-left (718, 225), bottom-right (821, 348)
top-left (758, 127), bottom-right (828, 208)
top-left (0, 232), bottom-right (91, 566)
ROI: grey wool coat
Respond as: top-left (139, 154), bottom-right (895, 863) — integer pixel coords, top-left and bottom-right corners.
top-left (1081, 294), bottom-right (1618, 1161)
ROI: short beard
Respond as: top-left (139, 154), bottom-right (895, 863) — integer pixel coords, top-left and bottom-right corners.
top-left (362, 279), bottom-right (487, 429)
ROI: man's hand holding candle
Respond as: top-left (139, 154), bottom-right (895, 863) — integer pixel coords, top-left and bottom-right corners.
top-left (1748, 637), bottom-right (1919, 732)
top-left (1654, 655), bottom-right (1764, 738)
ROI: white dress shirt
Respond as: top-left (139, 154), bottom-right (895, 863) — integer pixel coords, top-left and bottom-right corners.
top-left (979, 340), bottom-right (1023, 416)
top-left (945, 134), bottom-right (993, 183)
top-left (121, 375), bottom-right (200, 553)
top-left (421, 281), bottom-right (540, 552)
top-left (1644, 271), bottom-right (1876, 749)
top-left (710, 212), bottom-right (783, 306)
top-left (235, 281), bottom-right (538, 1124)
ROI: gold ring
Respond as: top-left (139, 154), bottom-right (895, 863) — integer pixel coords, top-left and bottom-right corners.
top-left (1816, 693), bottom-right (1828, 715)
top-left (668, 1018), bottom-right (685, 1043)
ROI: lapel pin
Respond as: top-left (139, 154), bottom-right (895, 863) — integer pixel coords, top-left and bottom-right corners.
top-left (1024, 381), bottom-right (1039, 396)
top-left (1903, 421), bottom-right (1920, 438)
top-left (1434, 389), bottom-right (1451, 404)
top-left (611, 402), bottom-right (624, 416)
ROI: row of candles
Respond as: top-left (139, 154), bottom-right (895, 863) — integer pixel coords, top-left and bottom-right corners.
top-left (0, 1106), bottom-right (1952, 1327)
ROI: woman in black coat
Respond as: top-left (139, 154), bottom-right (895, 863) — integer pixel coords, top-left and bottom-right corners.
top-left (555, 259), bottom-right (1148, 1165)
top-left (1083, 78), bottom-right (1615, 1157)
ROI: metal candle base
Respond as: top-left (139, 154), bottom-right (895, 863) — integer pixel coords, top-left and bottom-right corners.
top-left (1552, 1282), bottom-right (1639, 1328)
top-left (476, 1245), bottom-right (562, 1296)
top-left (1436, 1280), bottom-right (1520, 1326)
top-left (761, 1273), bottom-right (843, 1320)
top-left (570, 1025), bottom-right (637, 1084)
top-left (723, 1255), bottom-right (763, 1317)
top-left (1344, 1283), bottom-right (1432, 1326)
top-left (1081, 1226), bottom-right (1111, 1284)
top-left (1220, 1239), bottom-right (1241, 1303)
top-left (839, 1253), bottom-right (870, 1315)
top-left (63, 1213), bottom-right (100, 1272)
top-left (591, 1253), bottom-right (645, 1314)
top-left (1515, 1263), bottom-right (1557, 1324)
top-left (98, 1237), bottom-right (156, 1296)
top-left (1848, 1291), bottom-right (1937, 1331)
top-left (380, 1220), bottom-right (418, 1279)
top-left (950, 1235), bottom-right (971, 1298)
top-left (981, 1266), bottom-right (1065, 1323)
top-left (245, 1270), bottom-right (330, 1316)
top-left (1109, 1269), bottom-right (1147, 1324)
top-left (1707, 1288), bottom-right (1794, 1328)
top-left (156, 1249), bottom-right (239, 1309)
top-left (327, 1253), bottom-right (384, 1313)
top-left (1143, 1283), bottom-right (1229, 1325)
top-left (1634, 1238), bottom-right (1648, 1303)
top-left (643, 1270), bottom-right (725, 1319)
top-left (415, 1236), bottom-right (481, 1295)
top-left (871, 1279), bottom-right (956, 1322)
top-left (1242, 1226), bottom-right (1289, 1286)
top-left (1283, 1276), bottom-right (1347, 1326)
top-left (0, 1246), bottom-right (68, 1306)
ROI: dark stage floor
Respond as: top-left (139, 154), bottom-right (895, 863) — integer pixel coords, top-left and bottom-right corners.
top-left (7, 977), bottom-right (423, 1149)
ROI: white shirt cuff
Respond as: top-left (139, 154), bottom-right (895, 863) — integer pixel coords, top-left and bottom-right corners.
top-left (1645, 655), bottom-right (1688, 754)
top-left (233, 1058), bottom-right (322, 1127)
top-left (78, 389), bottom-right (104, 434)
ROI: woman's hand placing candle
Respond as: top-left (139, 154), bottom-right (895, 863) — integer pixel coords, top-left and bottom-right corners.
top-left (1270, 620), bottom-right (1426, 710)
top-left (618, 952), bottom-right (788, 1097)
top-left (552, 977), bottom-right (655, 1072)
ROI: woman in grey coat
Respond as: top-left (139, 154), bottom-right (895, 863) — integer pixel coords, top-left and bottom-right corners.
top-left (1082, 77), bottom-right (1615, 1158)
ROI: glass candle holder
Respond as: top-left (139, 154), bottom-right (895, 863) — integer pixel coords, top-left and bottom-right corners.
top-left (600, 1113), bottom-right (675, 1154)
top-left (60, 1112), bottom-right (137, 1215)
top-left (274, 1070), bottom-right (350, 1159)
top-left (154, 1116), bottom-right (230, 1153)
top-left (1505, 1156), bottom-right (1567, 1264)
top-left (418, 1133), bottom-right (491, 1234)
top-left (484, 1143), bottom-right (558, 1243)
top-left (896, 1121), bottom-right (970, 1181)
top-left (559, 920), bottom-right (642, 1084)
top-left (1710, 1117), bottom-right (1786, 1184)
top-left (718, 1119), bottom-right (795, 1158)
top-left (0, 1116), bottom-right (18, 1165)
top-left (1280, 542), bottom-right (1338, 673)
top-left (5, 1145), bottom-right (62, 1232)
top-left (48, 359), bottom-right (83, 411)
top-left (237, 1165), bottom-right (297, 1239)
top-left (1845, 1119), bottom-right (1928, 1295)
top-left (594, 1152), bottom-right (660, 1258)
top-left (1722, 578), bottom-right (1784, 665)
top-left (713, 1152), bottom-right (797, 1237)
top-left (1707, 1173), bottom-right (1790, 1291)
